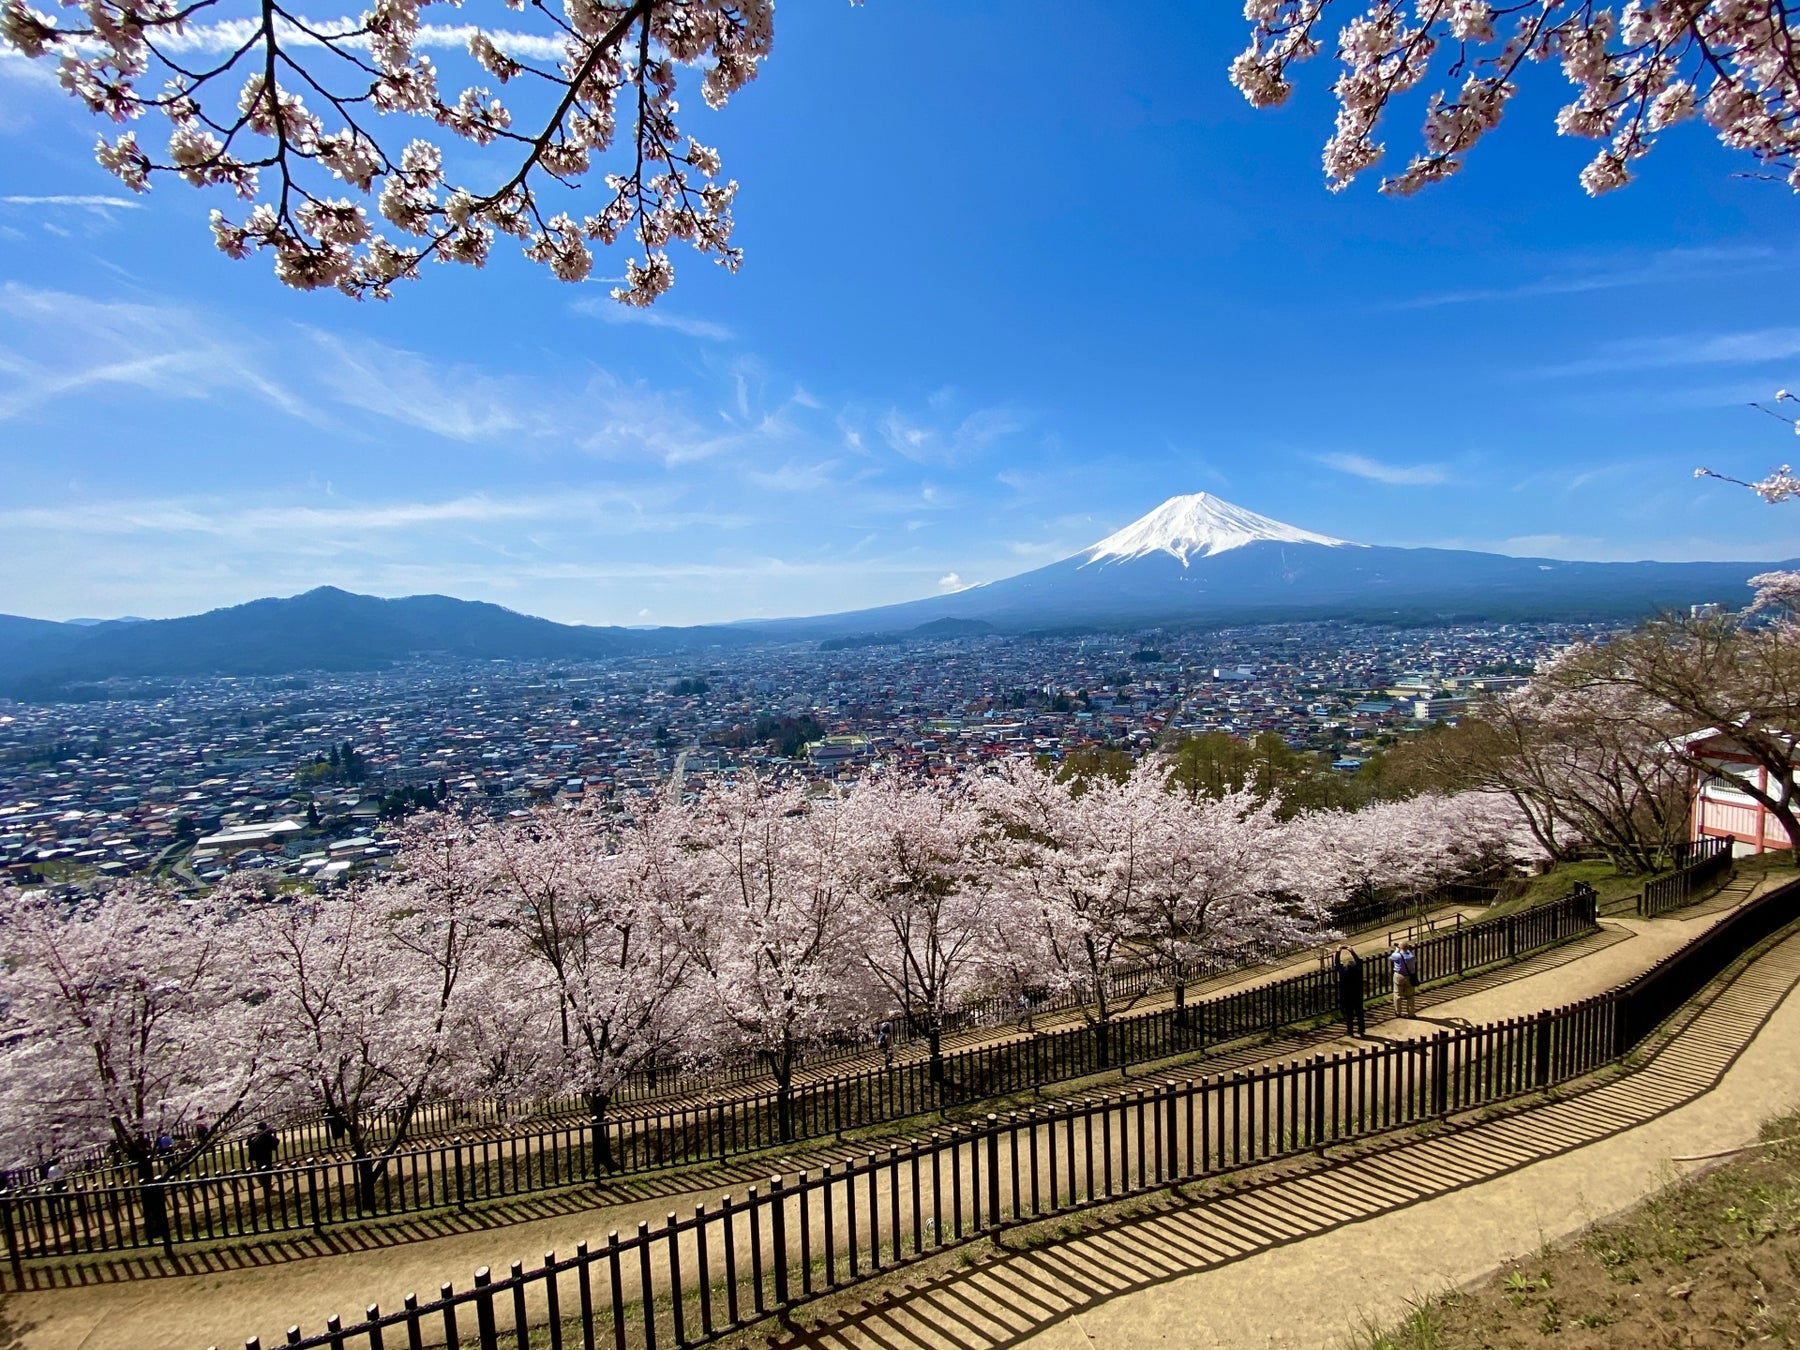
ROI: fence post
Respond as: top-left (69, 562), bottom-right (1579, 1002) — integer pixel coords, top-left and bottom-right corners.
top-left (306, 1164), bottom-right (322, 1233)
top-left (986, 1115), bottom-right (1002, 1233)
top-left (1431, 1033), bottom-right (1449, 1116)
top-left (1166, 1090), bottom-right (1180, 1178)
top-left (453, 1139), bottom-right (467, 1211)
top-left (770, 1176), bottom-right (789, 1307)
top-left (473, 1266), bottom-right (500, 1350)
top-left (1310, 1057), bottom-right (1326, 1149)
top-left (1, 1193), bottom-right (21, 1288)
top-left (1534, 1010), bottom-right (1553, 1087)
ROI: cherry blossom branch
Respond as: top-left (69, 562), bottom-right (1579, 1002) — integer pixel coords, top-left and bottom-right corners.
top-left (2, 0), bottom-right (770, 298)
top-left (1232, 2), bottom-right (1800, 199)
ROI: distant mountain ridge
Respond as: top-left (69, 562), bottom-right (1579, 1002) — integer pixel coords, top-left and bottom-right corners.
top-left (0, 587), bottom-right (749, 697)
top-left (3, 495), bottom-right (1793, 698)
top-left (738, 493), bottom-right (1800, 636)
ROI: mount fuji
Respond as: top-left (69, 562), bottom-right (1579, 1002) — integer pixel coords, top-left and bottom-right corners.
top-left (753, 493), bottom-right (1798, 636)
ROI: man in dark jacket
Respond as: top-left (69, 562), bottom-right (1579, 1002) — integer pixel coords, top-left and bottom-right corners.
top-left (247, 1123), bottom-right (279, 1171)
top-left (1334, 946), bottom-right (1367, 1037)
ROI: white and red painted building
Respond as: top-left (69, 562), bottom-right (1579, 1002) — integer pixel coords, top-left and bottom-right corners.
top-left (1675, 728), bottom-right (1796, 855)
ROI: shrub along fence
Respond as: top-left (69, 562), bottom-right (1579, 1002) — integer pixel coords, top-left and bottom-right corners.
top-left (221, 873), bottom-right (1800, 1350)
top-left (0, 887), bottom-right (1596, 1265)
top-left (1638, 835), bottom-right (1734, 918)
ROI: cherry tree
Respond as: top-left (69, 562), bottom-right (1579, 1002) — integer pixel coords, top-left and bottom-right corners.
top-left (1444, 672), bottom-right (1689, 872)
top-left (0, 881), bottom-right (280, 1243)
top-left (1555, 612), bottom-right (1800, 854)
top-left (246, 816), bottom-right (499, 1211)
top-left (682, 774), bottom-right (865, 1141)
top-left (837, 774), bottom-right (997, 1091)
top-left (1234, 3), bottom-right (1800, 200)
top-left (973, 757), bottom-right (1174, 1068)
top-left (1131, 779), bottom-right (1323, 1014)
top-left (485, 798), bottom-right (699, 1172)
top-left (0, 0), bottom-right (783, 297)
top-left (1296, 790), bottom-right (1522, 913)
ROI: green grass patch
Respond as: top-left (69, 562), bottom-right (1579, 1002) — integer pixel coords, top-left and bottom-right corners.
top-left (1357, 1104), bottom-right (1800, 1348)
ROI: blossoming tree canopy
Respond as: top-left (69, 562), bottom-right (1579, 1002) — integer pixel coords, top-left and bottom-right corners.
top-left (0, 0), bottom-right (779, 297)
top-left (1232, 2), bottom-right (1800, 199)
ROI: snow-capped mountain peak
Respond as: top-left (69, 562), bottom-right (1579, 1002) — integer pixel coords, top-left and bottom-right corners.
top-left (1082, 493), bottom-right (1355, 567)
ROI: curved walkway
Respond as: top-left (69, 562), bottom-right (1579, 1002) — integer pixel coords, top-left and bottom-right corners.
top-left (2, 881), bottom-right (1779, 1350)
top-left (757, 922), bottom-right (1800, 1350)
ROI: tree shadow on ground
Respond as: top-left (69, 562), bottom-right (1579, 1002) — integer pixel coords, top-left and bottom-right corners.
top-left (0, 1296), bottom-right (37, 1350)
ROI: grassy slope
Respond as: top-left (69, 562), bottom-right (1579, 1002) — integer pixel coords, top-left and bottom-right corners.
top-left (1360, 1107), bottom-right (1800, 1349)
top-left (1486, 849), bottom-right (1798, 919)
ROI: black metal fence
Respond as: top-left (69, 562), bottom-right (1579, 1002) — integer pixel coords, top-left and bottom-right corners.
top-left (221, 874), bottom-right (1800, 1350)
top-left (1638, 835), bottom-right (1734, 918)
top-left (0, 888), bottom-right (1596, 1264)
top-left (0, 885), bottom-right (1494, 1193)
top-left (0, 903), bottom-right (1387, 1193)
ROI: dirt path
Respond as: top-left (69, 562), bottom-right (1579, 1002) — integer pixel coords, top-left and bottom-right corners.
top-left (760, 913), bottom-right (1800, 1349)
top-left (1007, 955), bottom-right (1800, 1348)
top-left (4, 880), bottom-right (1777, 1350)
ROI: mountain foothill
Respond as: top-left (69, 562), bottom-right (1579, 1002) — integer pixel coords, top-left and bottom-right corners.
top-left (2, 494), bottom-right (1791, 697)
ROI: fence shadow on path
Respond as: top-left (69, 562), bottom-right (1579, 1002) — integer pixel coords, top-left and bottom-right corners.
top-left (2, 1151), bottom-right (795, 1293)
top-left (759, 932), bottom-right (1800, 1350)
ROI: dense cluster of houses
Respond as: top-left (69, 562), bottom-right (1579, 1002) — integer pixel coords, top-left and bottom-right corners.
top-left (0, 620), bottom-right (1594, 890)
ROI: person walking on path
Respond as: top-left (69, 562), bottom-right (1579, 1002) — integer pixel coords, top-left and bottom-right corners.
top-left (876, 1020), bottom-right (894, 1068)
top-left (247, 1122), bottom-right (279, 1172)
top-left (247, 1121), bottom-right (280, 1197)
top-left (1334, 946), bottom-right (1367, 1037)
top-left (1390, 940), bottom-right (1419, 1018)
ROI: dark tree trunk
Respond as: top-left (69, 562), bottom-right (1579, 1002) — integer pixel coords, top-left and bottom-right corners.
top-left (131, 1153), bottom-right (171, 1251)
top-left (354, 1157), bottom-right (380, 1214)
top-left (587, 1092), bottom-right (616, 1175)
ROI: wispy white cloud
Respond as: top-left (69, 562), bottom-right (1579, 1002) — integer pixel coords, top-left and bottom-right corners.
top-left (879, 404), bottom-right (1026, 464)
top-left (0, 490), bottom-right (749, 539)
top-left (304, 328), bottom-right (539, 441)
top-left (1, 194), bottom-right (144, 213)
top-left (0, 50), bottom-right (58, 85)
top-left (572, 296), bottom-right (734, 342)
top-left (1425, 532), bottom-right (1800, 564)
top-left (1317, 452), bottom-right (1449, 486)
top-left (744, 459), bottom-right (844, 492)
top-left (0, 282), bottom-right (314, 422)
top-left (1392, 246), bottom-right (1783, 310)
top-left (62, 16), bottom-right (573, 62)
top-left (1538, 327), bottom-right (1800, 378)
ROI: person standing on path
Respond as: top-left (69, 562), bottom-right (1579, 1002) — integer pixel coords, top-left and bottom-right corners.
top-left (1334, 946), bottom-right (1366, 1036)
top-left (247, 1121), bottom-right (280, 1198)
top-left (247, 1122), bottom-right (279, 1172)
top-left (1391, 940), bottom-right (1419, 1018)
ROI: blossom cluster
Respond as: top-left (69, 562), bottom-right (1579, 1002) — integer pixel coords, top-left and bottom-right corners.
top-left (1232, 2), bottom-right (1800, 198)
top-left (0, 0), bottom-right (769, 297)
top-left (0, 761), bottom-right (1529, 1169)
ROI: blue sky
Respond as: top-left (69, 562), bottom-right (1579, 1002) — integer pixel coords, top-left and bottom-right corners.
top-left (3, 1), bottom-right (1799, 625)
